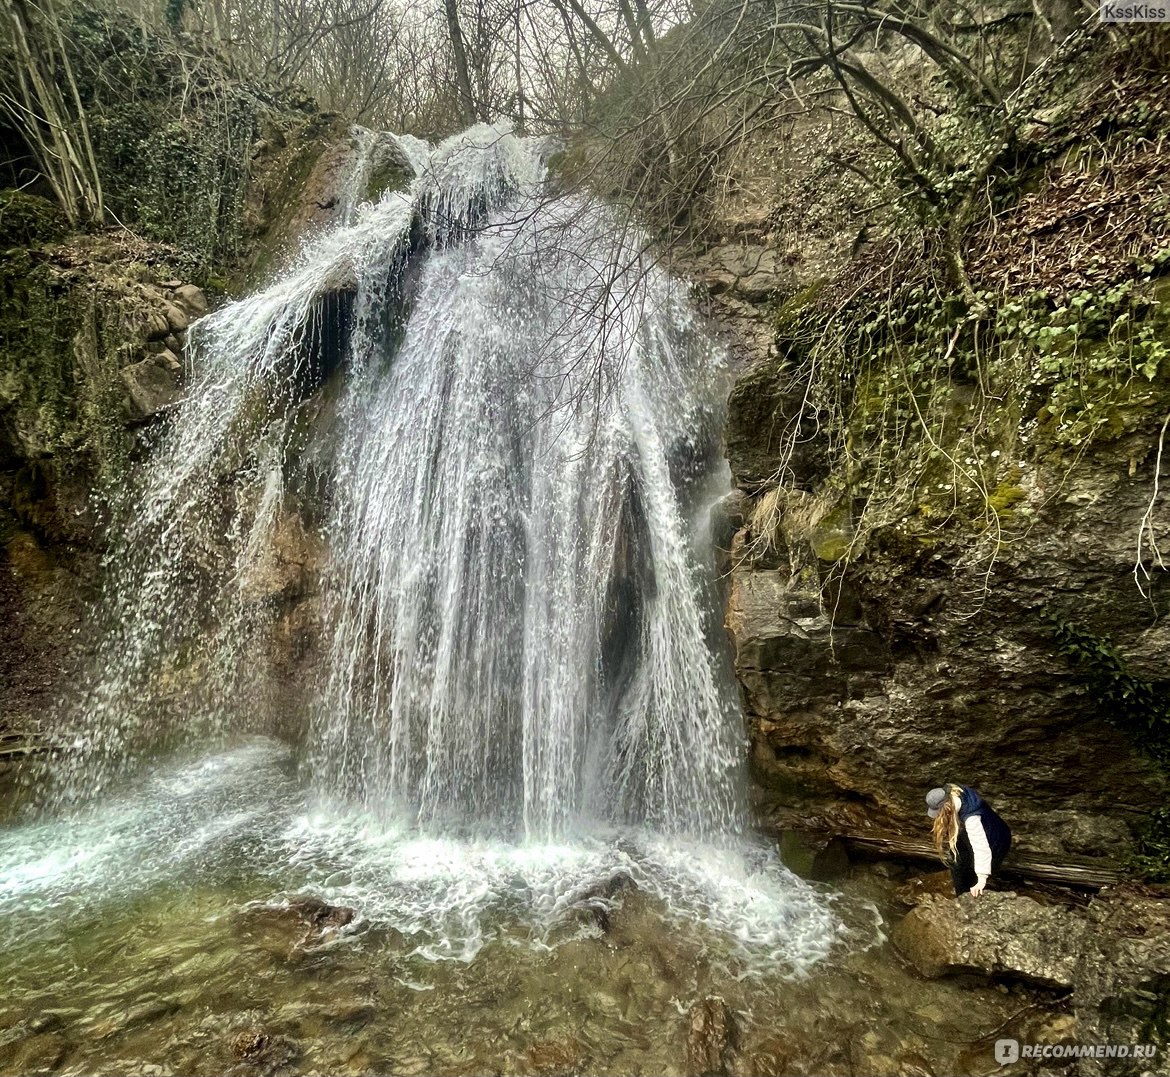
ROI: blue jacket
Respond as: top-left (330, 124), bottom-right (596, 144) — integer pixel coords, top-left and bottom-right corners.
top-left (956, 785), bottom-right (1012, 858)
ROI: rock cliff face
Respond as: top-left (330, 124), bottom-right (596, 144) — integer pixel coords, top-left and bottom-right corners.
top-left (724, 442), bottom-right (1169, 857)
top-left (0, 37), bottom-right (361, 756)
top-left (709, 39), bottom-right (1170, 866)
top-left (892, 883), bottom-right (1170, 1068)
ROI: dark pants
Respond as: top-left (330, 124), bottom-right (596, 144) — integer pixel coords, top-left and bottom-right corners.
top-left (950, 828), bottom-right (1012, 895)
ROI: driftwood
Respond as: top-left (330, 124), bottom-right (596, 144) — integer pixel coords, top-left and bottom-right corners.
top-left (0, 732), bottom-right (47, 760)
top-left (841, 832), bottom-right (1122, 889)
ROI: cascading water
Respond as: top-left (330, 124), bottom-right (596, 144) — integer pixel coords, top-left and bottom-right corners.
top-left (315, 138), bottom-right (740, 842)
top-left (2, 125), bottom-right (852, 987)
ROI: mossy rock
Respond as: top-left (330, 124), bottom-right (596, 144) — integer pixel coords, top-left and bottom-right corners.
top-left (0, 250), bottom-right (130, 497)
top-left (0, 191), bottom-right (68, 248)
top-left (810, 502), bottom-right (855, 563)
top-left (774, 278), bottom-right (828, 334)
top-left (364, 156), bottom-right (413, 202)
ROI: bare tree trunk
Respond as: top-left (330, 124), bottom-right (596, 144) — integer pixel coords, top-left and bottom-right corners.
top-left (514, 0), bottom-right (523, 131)
top-left (3, 0), bottom-right (104, 226)
top-left (443, 0), bottom-right (478, 123)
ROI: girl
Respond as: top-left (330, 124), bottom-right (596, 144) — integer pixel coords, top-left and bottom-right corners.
top-left (926, 784), bottom-right (1012, 897)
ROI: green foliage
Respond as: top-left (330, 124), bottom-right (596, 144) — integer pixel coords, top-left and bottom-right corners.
top-left (1045, 613), bottom-right (1170, 883)
top-left (79, 10), bottom-right (258, 272)
top-left (1044, 612), bottom-right (1170, 754)
top-left (0, 250), bottom-right (127, 482)
top-left (769, 264), bottom-right (1170, 562)
top-left (997, 280), bottom-right (1170, 450)
top-left (12, 2), bottom-right (278, 275)
top-left (0, 190), bottom-right (68, 247)
top-left (1128, 806), bottom-right (1170, 883)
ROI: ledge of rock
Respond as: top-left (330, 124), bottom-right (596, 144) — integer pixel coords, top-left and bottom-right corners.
top-left (892, 888), bottom-right (1170, 1050)
top-left (893, 892), bottom-right (1088, 988)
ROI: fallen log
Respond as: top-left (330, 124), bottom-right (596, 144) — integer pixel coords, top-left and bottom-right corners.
top-left (0, 744), bottom-right (43, 759)
top-left (841, 832), bottom-right (1122, 888)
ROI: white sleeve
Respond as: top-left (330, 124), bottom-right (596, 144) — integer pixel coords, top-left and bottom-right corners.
top-left (965, 815), bottom-right (993, 878)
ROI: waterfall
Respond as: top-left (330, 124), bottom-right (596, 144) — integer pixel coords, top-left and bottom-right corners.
top-left (58, 124), bottom-right (742, 841)
top-left (8, 124), bottom-right (847, 978)
top-left (315, 138), bottom-right (740, 842)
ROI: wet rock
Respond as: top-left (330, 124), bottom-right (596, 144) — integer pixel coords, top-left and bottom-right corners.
top-left (171, 284), bottom-right (208, 317)
top-left (685, 996), bottom-right (736, 1077)
top-left (527, 1037), bottom-right (585, 1074)
top-left (895, 870), bottom-right (955, 906)
top-left (6, 1031), bottom-right (68, 1073)
top-left (87, 996), bottom-right (182, 1040)
top-left (744, 1036), bottom-right (795, 1077)
top-left (26, 1012), bottom-right (66, 1034)
top-left (572, 871), bottom-right (638, 932)
top-left (238, 510), bottom-right (321, 605)
top-left (237, 895), bottom-right (357, 959)
top-left (284, 895), bottom-right (355, 930)
top-left (778, 830), bottom-right (850, 881)
top-left (893, 892), bottom-right (1086, 987)
top-left (277, 998), bottom-right (375, 1029)
top-left (121, 351), bottom-right (182, 422)
top-left (228, 1027), bottom-right (296, 1074)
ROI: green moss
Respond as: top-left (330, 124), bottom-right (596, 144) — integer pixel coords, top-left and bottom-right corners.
top-left (0, 191), bottom-right (68, 248)
top-left (364, 157), bottom-right (412, 202)
top-left (987, 482), bottom-right (1025, 514)
top-left (1128, 807), bottom-right (1170, 883)
top-left (236, 115), bottom-right (344, 291)
top-left (774, 278), bottom-right (828, 333)
top-left (0, 251), bottom-right (129, 490)
top-left (810, 501), bottom-right (854, 562)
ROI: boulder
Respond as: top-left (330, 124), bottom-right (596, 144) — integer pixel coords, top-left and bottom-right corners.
top-left (893, 888), bottom-right (1170, 1058)
top-left (235, 895), bottom-right (358, 962)
top-left (892, 892), bottom-right (1088, 988)
top-left (171, 284), bottom-right (208, 318)
top-left (121, 351), bottom-right (182, 422)
top-left (143, 310), bottom-right (171, 340)
top-left (161, 301), bottom-right (189, 333)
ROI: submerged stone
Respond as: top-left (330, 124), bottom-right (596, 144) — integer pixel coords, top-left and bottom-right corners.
top-left (685, 996), bottom-right (736, 1077)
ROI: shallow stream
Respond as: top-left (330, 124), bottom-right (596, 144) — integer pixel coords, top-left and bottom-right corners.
top-left (0, 741), bottom-right (1044, 1077)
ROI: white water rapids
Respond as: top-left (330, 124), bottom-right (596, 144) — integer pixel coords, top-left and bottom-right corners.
top-left (1, 125), bottom-right (851, 978)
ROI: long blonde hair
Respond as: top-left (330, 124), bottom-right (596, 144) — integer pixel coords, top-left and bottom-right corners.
top-left (931, 784), bottom-right (962, 863)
